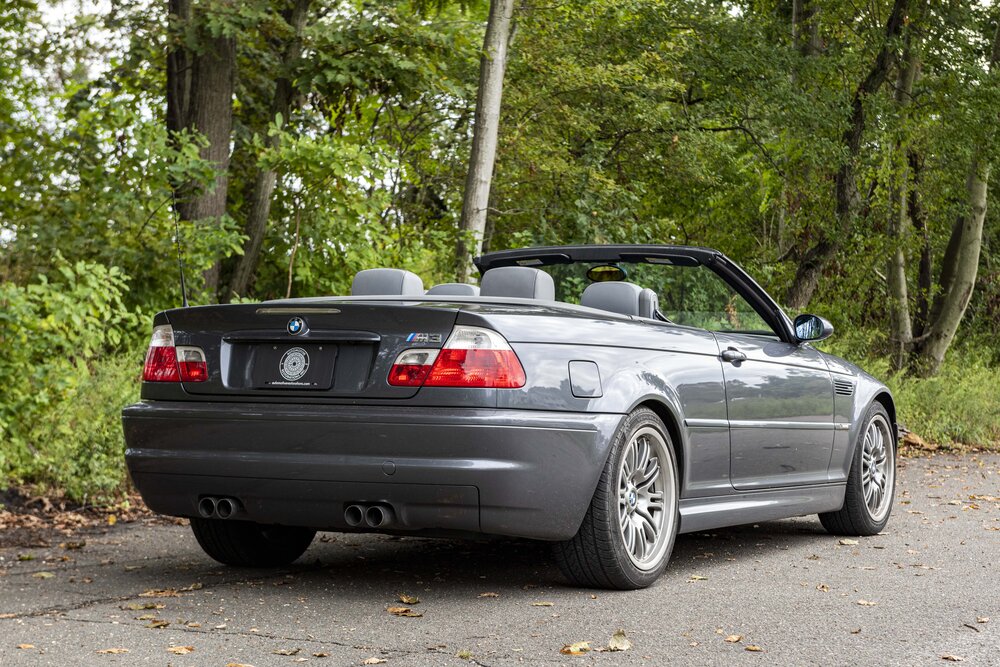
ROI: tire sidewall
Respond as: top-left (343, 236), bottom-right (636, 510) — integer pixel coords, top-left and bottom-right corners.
top-left (602, 408), bottom-right (680, 587)
top-left (849, 402), bottom-right (896, 533)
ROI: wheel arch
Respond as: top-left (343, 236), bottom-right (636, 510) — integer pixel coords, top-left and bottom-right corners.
top-left (627, 396), bottom-right (687, 498)
top-left (872, 391), bottom-right (898, 442)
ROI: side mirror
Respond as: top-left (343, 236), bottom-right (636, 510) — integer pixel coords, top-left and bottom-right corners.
top-left (794, 313), bottom-right (834, 342)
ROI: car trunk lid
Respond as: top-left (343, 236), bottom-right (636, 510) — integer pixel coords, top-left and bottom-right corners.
top-left (164, 302), bottom-right (458, 399)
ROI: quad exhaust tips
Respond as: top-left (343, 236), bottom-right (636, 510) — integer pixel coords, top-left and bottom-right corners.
top-left (344, 503), bottom-right (395, 529)
top-left (197, 496), bottom-right (242, 519)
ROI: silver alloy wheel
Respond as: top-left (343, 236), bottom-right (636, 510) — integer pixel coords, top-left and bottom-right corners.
top-left (861, 414), bottom-right (895, 522)
top-left (616, 425), bottom-right (676, 570)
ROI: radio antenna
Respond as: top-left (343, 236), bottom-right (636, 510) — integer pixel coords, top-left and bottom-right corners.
top-left (171, 196), bottom-right (190, 308)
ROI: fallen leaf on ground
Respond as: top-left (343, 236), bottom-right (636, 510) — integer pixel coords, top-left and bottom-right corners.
top-left (225, 663), bottom-right (255, 667)
top-left (107, 515), bottom-right (117, 525)
top-left (362, 659), bottom-right (386, 665)
top-left (273, 648), bottom-right (301, 656)
top-left (123, 602), bottom-right (164, 611)
top-left (977, 617), bottom-right (989, 624)
top-left (455, 650), bottom-right (473, 660)
top-left (17, 554), bottom-right (34, 561)
top-left (724, 634), bottom-right (743, 643)
top-left (689, 575), bottom-right (708, 581)
top-left (96, 648), bottom-right (129, 654)
top-left (0, 613), bottom-right (16, 619)
top-left (940, 655), bottom-right (965, 662)
top-left (745, 645), bottom-right (764, 652)
top-left (146, 619), bottom-right (170, 629)
top-left (531, 601), bottom-right (554, 607)
top-left (139, 588), bottom-right (179, 598)
top-left (838, 539), bottom-right (859, 546)
top-left (178, 583), bottom-right (203, 592)
top-left (166, 646), bottom-right (194, 655)
top-left (857, 600), bottom-right (877, 607)
top-left (61, 541), bottom-right (86, 550)
top-left (387, 606), bottom-right (422, 617)
top-left (397, 593), bottom-right (420, 605)
top-left (606, 629), bottom-right (631, 652)
top-left (851, 628), bottom-right (862, 634)
top-left (478, 592), bottom-right (499, 598)
top-left (313, 654), bottom-right (329, 658)
top-left (32, 571), bottom-right (54, 579)
top-left (816, 584), bottom-right (830, 592)
top-left (560, 641), bottom-right (591, 655)
top-left (17, 644), bottom-right (35, 649)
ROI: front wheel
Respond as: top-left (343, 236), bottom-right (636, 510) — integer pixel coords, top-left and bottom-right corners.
top-left (190, 518), bottom-right (315, 567)
top-left (819, 402), bottom-right (896, 536)
top-left (553, 408), bottom-right (680, 590)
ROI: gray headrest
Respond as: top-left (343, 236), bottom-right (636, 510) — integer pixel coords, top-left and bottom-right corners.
top-left (581, 282), bottom-right (659, 319)
top-left (479, 267), bottom-right (555, 300)
top-left (426, 283), bottom-right (481, 296)
top-left (351, 268), bottom-right (424, 296)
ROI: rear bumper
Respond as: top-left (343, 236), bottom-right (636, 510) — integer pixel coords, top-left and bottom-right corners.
top-left (122, 401), bottom-right (622, 541)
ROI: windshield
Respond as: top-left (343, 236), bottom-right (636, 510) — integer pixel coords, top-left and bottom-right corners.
top-left (539, 261), bottom-right (775, 336)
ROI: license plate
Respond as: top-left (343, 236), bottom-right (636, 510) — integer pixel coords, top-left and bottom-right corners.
top-left (251, 344), bottom-right (336, 389)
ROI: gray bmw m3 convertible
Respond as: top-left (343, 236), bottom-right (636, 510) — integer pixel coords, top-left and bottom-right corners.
top-left (123, 244), bottom-right (897, 589)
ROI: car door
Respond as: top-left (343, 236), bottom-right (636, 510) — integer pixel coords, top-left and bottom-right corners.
top-left (712, 332), bottom-right (835, 489)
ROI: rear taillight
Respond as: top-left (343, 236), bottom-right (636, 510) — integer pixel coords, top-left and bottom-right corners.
top-left (142, 325), bottom-right (208, 383)
top-left (388, 326), bottom-right (525, 389)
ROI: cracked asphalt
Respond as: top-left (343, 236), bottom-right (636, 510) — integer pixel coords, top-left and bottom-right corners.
top-left (1, 453), bottom-right (997, 667)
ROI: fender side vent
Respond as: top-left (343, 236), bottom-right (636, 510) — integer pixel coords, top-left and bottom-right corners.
top-left (834, 379), bottom-right (855, 396)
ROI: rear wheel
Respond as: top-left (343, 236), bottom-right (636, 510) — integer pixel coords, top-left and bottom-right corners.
top-left (820, 402), bottom-right (896, 536)
top-left (553, 407), bottom-right (679, 590)
top-left (190, 518), bottom-right (315, 567)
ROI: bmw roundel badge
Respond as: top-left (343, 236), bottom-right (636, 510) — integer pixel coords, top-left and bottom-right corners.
top-left (287, 317), bottom-right (305, 335)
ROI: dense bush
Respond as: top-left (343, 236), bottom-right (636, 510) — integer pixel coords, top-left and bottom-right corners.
top-left (824, 335), bottom-right (1000, 450)
top-left (0, 258), bottom-right (142, 502)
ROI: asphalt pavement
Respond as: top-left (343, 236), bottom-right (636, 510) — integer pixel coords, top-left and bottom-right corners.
top-left (1, 453), bottom-right (997, 666)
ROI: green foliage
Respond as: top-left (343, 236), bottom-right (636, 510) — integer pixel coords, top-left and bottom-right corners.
top-left (0, 259), bottom-right (141, 502)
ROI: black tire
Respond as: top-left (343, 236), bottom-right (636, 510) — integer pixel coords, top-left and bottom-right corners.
top-left (819, 402), bottom-right (896, 536)
top-left (190, 518), bottom-right (315, 567)
top-left (553, 407), bottom-right (680, 590)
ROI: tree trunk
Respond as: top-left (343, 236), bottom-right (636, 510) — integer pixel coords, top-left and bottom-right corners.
top-left (228, 0), bottom-right (312, 300)
top-left (456, 0), bottom-right (516, 283)
top-left (887, 38), bottom-right (919, 371)
top-left (166, 2), bottom-right (236, 301)
top-left (791, 0), bottom-right (822, 57)
top-left (784, 0), bottom-right (909, 310)
top-left (909, 21), bottom-right (1000, 376)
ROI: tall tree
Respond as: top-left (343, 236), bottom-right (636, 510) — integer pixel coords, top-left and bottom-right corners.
top-left (167, 0), bottom-right (237, 299)
top-left (887, 32), bottom-right (920, 371)
top-left (456, 0), bottom-right (516, 282)
top-left (909, 18), bottom-right (1000, 375)
top-left (228, 0), bottom-right (312, 299)
top-left (784, 0), bottom-right (910, 309)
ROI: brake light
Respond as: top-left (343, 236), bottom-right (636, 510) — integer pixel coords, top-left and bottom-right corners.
top-left (142, 325), bottom-right (208, 383)
top-left (388, 326), bottom-right (525, 389)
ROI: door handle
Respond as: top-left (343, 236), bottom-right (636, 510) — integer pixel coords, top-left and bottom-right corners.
top-left (721, 347), bottom-right (747, 363)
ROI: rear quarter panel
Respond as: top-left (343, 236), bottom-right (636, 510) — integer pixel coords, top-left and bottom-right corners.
top-left (462, 310), bottom-right (732, 498)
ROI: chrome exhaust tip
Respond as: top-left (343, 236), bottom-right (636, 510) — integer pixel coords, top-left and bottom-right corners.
top-left (344, 504), bottom-right (365, 527)
top-left (216, 497), bottom-right (239, 519)
top-left (365, 504), bottom-right (394, 528)
top-left (197, 496), bottom-right (218, 518)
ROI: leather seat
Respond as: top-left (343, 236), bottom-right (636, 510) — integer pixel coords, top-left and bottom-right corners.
top-left (580, 281), bottom-right (659, 319)
top-left (479, 267), bottom-right (555, 300)
top-left (351, 268), bottom-right (424, 296)
top-left (426, 283), bottom-right (481, 296)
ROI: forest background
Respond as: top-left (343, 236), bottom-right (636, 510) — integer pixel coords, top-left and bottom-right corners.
top-left (1, 0), bottom-right (998, 504)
